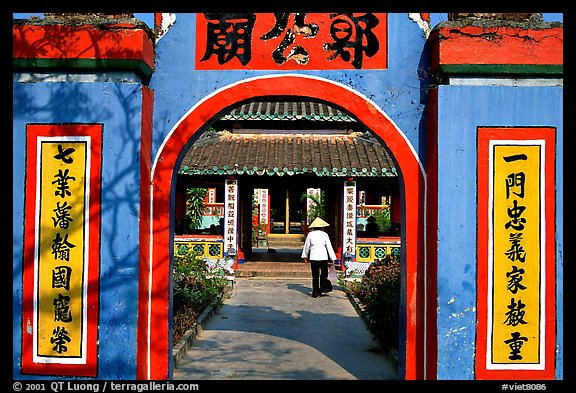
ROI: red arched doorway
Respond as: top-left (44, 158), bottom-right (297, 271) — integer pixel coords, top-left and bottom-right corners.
top-left (137, 75), bottom-right (427, 379)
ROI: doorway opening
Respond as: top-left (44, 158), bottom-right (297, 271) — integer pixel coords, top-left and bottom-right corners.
top-left (269, 186), bottom-right (307, 235)
top-left (174, 99), bottom-right (401, 265)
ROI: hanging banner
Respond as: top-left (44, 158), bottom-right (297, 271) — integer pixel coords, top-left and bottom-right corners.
top-left (306, 188), bottom-right (320, 225)
top-left (342, 181), bottom-right (357, 259)
top-left (22, 124), bottom-right (102, 376)
top-left (207, 187), bottom-right (216, 203)
top-left (476, 127), bottom-right (556, 380)
top-left (258, 188), bottom-right (269, 233)
top-left (224, 179), bottom-right (238, 255)
top-left (196, 13), bottom-right (387, 70)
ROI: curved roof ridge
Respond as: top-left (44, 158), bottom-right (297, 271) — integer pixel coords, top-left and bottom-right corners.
top-left (179, 132), bottom-right (397, 177)
top-left (219, 100), bottom-right (357, 122)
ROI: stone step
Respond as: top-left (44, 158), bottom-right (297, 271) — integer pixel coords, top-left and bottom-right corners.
top-left (235, 269), bottom-right (311, 278)
top-left (266, 235), bottom-right (305, 248)
top-left (235, 262), bottom-right (311, 278)
top-left (266, 243), bottom-right (305, 249)
top-left (235, 261), bottom-right (345, 279)
top-left (249, 249), bottom-right (302, 262)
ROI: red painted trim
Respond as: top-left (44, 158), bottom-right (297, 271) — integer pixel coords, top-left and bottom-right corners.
top-left (136, 87), bottom-right (154, 379)
top-left (13, 23), bottom-right (154, 71)
top-left (22, 124), bottom-right (102, 377)
top-left (476, 127), bottom-right (556, 380)
top-left (154, 13), bottom-right (163, 32)
top-left (195, 13), bottom-right (388, 71)
top-left (140, 75), bottom-right (427, 380)
top-left (430, 25), bottom-right (563, 68)
top-left (476, 130), bottom-right (490, 379)
top-left (425, 88), bottom-right (439, 379)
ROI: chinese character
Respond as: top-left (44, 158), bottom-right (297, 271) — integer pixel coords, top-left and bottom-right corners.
top-left (505, 232), bottom-right (526, 263)
top-left (53, 293), bottom-right (72, 323)
top-left (52, 169), bottom-right (76, 198)
top-left (505, 199), bottom-right (526, 231)
top-left (50, 326), bottom-right (71, 354)
top-left (506, 265), bottom-right (527, 294)
top-left (201, 13), bottom-right (256, 65)
top-left (53, 144), bottom-right (76, 164)
top-left (52, 266), bottom-right (72, 291)
top-left (504, 331), bottom-right (528, 360)
top-left (503, 154), bottom-right (528, 163)
top-left (506, 172), bottom-right (525, 199)
top-left (324, 13), bottom-right (380, 69)
top-left (52, 201), bottom-right (74, 229)
top-left (51, 232), bottom-right (76, 261)
top-left (504, 297), bottom-right (527, 326)
top-left (260, 13), bottom-right (319, 65)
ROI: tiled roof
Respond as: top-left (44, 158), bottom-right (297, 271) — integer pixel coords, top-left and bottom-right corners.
top-left (178, 131), bottom-right (397, 177)
top-left (221, 101), bottom-right (356, 122)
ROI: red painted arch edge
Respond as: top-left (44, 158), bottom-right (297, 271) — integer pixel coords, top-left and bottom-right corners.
top-left (140, 75), bottom-right (427, 380)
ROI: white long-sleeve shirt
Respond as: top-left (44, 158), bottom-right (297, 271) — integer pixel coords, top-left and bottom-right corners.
top-left (301, 229), bottom-right (337, 261)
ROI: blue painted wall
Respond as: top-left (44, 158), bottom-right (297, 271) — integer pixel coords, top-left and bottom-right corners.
top-left (150, 13), bottom-right (431, 164)
top-left (12, 12), bottom-right (563, 380)
top-left (435, 85), bottom-right (563, 379)
top-left (12, 79), bottom-right (145, 379)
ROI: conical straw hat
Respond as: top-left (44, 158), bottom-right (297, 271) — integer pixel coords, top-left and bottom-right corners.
top-left (308, 217), bottom-right (330, 228)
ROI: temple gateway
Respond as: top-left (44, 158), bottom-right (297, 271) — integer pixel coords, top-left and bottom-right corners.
top-left (12, 12), bottom-right (563, 380)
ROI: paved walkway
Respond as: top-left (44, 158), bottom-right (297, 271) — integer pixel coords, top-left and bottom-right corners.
top-left (173, 277), bottom-right (398, 380)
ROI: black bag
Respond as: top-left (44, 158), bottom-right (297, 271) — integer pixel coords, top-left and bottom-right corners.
top-left (320, 277), bottom-right (333, 293)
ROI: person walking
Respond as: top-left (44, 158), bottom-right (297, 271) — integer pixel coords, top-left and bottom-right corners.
top-left (301, 217), bottom-right (338, 298)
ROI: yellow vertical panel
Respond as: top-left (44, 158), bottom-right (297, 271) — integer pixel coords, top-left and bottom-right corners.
top-left (492, 145), bottom-right (541, 364)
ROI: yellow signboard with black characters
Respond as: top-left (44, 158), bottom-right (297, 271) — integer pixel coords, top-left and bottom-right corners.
top-left (476, 127), bottom-right (556, 380)
top-left (22, 124), bottom-right (101, 376)
top-left (36, 138), bottom-right (88, 358)
top-left (491, 144), bottom-right (541, 364)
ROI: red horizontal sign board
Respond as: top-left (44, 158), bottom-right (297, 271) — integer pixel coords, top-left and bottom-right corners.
top-left (195, 13), bottom-right (388, 70)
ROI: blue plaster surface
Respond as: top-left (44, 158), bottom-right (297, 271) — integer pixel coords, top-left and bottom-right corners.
top-left (435, 85), bottom-right (563, 380)
top-left (11, 12), bottom-right (564, 381)
top-left (13, 80), bottom-right (144, 379)
top-left (150, 13), bottom-right (432, 167)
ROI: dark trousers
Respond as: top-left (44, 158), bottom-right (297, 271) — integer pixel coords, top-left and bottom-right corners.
top-left (310, 260), bottom-right (329, 295)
